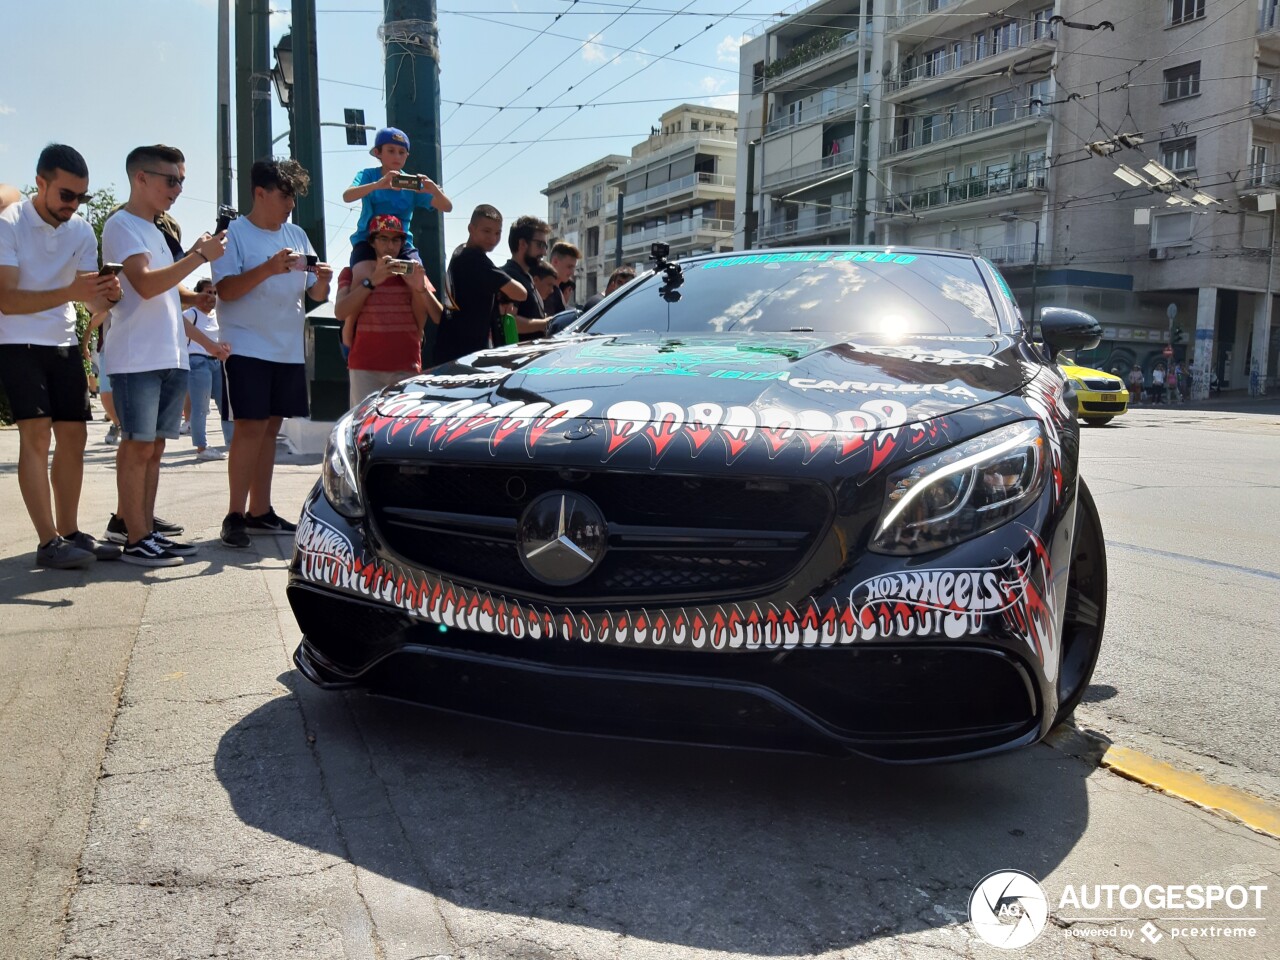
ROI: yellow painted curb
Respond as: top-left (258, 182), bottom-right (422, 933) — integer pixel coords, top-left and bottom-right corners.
top-left (1046, 726), bottom-right (1280, 840)
top-left (1099, 745), bottom-right (1280, 839)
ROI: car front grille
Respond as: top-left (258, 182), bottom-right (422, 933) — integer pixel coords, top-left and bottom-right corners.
top-left (1080, 400), bottom-right (1127, 412)
top-left (1082, 377), bottom-right (1124, 391)
top-left (364, 462), bottom-right (833, 603)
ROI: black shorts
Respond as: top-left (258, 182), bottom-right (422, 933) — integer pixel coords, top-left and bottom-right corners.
top-left (220, 355), bottom-right (309, 421)
top-left (0, 343), bottom-right (92, 422)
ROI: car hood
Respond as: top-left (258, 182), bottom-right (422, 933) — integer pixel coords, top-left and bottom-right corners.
top-left (377, 333), bottom-right (1033, 424)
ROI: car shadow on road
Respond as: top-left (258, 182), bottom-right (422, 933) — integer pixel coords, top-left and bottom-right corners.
top-left (216, 670), bottom-right (1095, 954)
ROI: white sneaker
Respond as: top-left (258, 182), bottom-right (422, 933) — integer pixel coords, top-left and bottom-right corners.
top-left (196, 447), bottom-right (226, 461)
top-left (179, 420), bottom-right (191, 435)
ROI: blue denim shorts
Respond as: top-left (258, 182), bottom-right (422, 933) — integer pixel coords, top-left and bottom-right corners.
top-left (112, 368), bottom-right (189, 442)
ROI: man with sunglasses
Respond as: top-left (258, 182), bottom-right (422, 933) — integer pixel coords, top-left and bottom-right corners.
top-left (0, 144), bottom-right (124, 569)
top-left (100, 144), bottom-right (227, 567)
top-left (500, 214), bottom-right (551, 341)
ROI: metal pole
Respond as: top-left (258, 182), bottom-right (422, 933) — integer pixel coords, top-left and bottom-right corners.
top-left (218, 0), bottom-right (232, 208)
top-left (234, 0), bottom-right (254, 210)
top-left (292, 0), bottom-right (326, 260)
top-left (614, 192), bottom-right (625, 268)
top-left (1030, 218), bottom-right (1039, 322)
top-left (250, 2), bottom-right (273, 164)
top-left (383, 0), bottom-right (444, 292)
top-left (854, 94), bottom-right (871, 246)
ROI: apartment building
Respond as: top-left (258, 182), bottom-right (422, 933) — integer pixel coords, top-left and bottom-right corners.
top-left (734, 0), bottom-right (876, 250)
top-left (603, 104), bottom-right (738, 270)
top-left (541, 155), bottom-right (628, 301)
top-left (735, 0), bottom-right (1279, 396)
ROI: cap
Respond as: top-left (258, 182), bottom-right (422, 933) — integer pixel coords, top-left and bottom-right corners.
top-left (368, 214), bottom-right (407, 237)
top-left (371, 127), bottom-right (410, 156)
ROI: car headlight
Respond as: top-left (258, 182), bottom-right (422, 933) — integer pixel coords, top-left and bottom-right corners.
top-left (870, 421), bottom-right (1046, 555)
top-left (1067, 377), bottom-right (1084, 390)
top-left (321, 410), bottom-right (363, 517)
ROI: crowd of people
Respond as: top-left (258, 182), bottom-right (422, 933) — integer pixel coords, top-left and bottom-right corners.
top-left (1124, 360), bottom-right (1192, 404)
top-left (0, 128), bottom-right (635, 572)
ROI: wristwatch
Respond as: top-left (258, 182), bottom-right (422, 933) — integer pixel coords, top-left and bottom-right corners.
top-left (361, 278), bottom-right (375, 291)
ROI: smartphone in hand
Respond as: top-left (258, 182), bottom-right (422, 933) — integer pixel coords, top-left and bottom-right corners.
top-left (99, 263), bottom-right (124, 276)
top-left (290, 253), bottom-right (320, 273)
top-left (387, 259), bottom-right (415, 275)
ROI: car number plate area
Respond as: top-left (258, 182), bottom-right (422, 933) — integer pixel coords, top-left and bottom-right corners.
top-left (1102, 393), bottom-right (1117, 401)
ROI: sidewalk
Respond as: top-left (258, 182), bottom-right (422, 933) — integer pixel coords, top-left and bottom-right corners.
top-left (0, 414), bottom-right (1276, 960)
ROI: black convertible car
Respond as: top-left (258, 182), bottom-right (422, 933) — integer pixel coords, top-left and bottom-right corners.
top-left (287, 247), bottom-right (1108, 762)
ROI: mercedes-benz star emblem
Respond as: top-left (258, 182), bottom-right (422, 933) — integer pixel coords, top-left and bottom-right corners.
top-left (517, 491), bottom-right (608, 586)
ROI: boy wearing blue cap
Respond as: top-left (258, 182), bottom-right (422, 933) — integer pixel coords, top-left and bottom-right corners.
top-left (341, 127), bottom-right (453, 286)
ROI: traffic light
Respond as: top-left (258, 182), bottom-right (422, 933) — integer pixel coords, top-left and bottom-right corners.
top-left (1172, 327), bottom-right (1185, 345)
top-left (344, 108), bottom-right (367, 146)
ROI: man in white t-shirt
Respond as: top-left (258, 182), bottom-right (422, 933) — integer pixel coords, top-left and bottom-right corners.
top-left (212, 159), bottom-right (332, 548)
top-left (100, 144), bottom-right (226, 567)
top-left (0, 144), bottom-right (123, 569)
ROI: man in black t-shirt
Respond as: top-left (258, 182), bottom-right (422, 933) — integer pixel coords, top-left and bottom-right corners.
top-left (501, 215), bottom-right (553, 342)
top-left (434, 205), bottom-right (527, 364)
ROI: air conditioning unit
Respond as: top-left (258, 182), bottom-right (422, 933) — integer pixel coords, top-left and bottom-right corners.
top-left (1149, 247), bottom-right (1168, 260)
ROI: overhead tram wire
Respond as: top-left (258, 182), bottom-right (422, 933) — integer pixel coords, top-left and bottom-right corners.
top-left (442, 0), bottom-right (652, 163)
top-left (440, 1), bottom-right (581, 129)
top-left (447, 0), bottom-right (754, 199)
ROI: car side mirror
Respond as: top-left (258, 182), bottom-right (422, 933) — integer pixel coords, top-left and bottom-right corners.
top-left (547, 308), bottom-right (581, 337)
top-left (1039, 307), bottom-right (1102, 361)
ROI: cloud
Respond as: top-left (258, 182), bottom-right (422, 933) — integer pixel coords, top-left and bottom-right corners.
top-left (716, 34), bottom-right (747, 64)
top-left (0, 101), bottom-right (14, 117)
top-left (582, 31), bottom-right (607, 63)
top-left (699, 76), bottom-right (737, 112)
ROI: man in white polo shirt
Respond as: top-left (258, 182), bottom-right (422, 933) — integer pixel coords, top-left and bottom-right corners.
top-left (0, 144), bottom-right (123, 569)
top-left (212, 158), bottom-right (331, 548)
top-left (101, 144), bottom-right (226, 567)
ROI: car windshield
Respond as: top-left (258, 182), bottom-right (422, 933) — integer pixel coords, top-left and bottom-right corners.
top-left (583, 251), bottom-right (1005, 339)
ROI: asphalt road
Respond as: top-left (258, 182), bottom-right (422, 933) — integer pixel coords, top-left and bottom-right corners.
top-left (1073, 399), bottom-right (1280, 802)
top-left (1, 402), bottom-right (1277, 960)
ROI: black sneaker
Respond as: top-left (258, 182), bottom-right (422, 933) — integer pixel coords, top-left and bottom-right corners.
top-left (35, 536), bottom-right (96, 570)
top-left (104, 513), bottom-right (129, 545)
top-left (220, 512), bottom-right (251, 548)
top-left (150, 532), bottom-right (198, 557)
top-left (152, 516), bottom-right (185, 537)
top-left (120, 535), bottom-right (185, 567)
top-left (66, 530), bottom-right (123, 561)
top-left (245, 507), bottom-right (297, 535)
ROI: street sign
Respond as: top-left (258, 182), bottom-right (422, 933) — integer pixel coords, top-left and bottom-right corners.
top-left (344, 108), bottom-right (367, 145)
top-left (1167, 303), bottom-right (1177, 321)
top-left (1163, 346), bottom-right (1174, 357)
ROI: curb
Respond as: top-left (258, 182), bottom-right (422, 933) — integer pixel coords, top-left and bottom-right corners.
top-left (1046, 726), bottom-right (1280, 841)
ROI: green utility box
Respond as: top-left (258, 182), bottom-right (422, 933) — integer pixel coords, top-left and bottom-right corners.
top-left (305, 311), bottom-right (349, 422)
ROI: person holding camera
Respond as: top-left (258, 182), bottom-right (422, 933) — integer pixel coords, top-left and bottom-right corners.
top-left (0, 144), bottom-right (123, 569)
top-left (334, 214), bottom-right (440, 407)
top-left (212, 159), bottom-right (331, 548)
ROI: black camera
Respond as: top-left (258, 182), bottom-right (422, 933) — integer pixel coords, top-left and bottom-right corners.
top-left (215, 205), bottom-right (239, 233)
top-left (650, 241), bottom-right (670, 263)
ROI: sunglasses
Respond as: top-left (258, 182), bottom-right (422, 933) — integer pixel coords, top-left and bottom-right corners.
top-left (142, 170), bottom-right (185, 189)
top-left (57, 188), bottom-right (93, 205)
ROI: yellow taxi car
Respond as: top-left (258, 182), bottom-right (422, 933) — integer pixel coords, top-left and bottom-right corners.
top-left (1058, 358), bottom-right (1130, 426)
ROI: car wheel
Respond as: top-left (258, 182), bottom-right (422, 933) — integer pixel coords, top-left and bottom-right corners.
top-left (1082, 417), bottom-right (1113, 427)
top-left (1054, 478), bottom-right (1108, 727)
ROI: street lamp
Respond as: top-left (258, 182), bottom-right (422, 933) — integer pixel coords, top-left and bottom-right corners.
top-left (271, 33), bottom-right (294, 109)
top-left (1000, 212), bottom-right (1040, 322)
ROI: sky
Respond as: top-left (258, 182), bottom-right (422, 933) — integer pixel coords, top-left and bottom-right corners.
top-left (0, 0), bottom-right (790, 279)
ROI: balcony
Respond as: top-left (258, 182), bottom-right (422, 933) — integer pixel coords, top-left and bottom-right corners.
top-left (888, 0), bottom-right (965, 32)
top-left (764, 27), bottom-right (868, 89)
top-left (880, 166), bottom-right (1046, 216)
top-left (620, 217), bottom-right (735, 250)
top-left (604, 172), bottom-right (735, 215)
top-left (766, 87), bottom-right (865, 136)
top-left (979, 241), bottom-right (1040, 266)
top-left (761, 137), bottom-right (856, 192)
top-left (881, 103), bottom-right (1049, 158)
top-left (758, 207), bottom-right (853, 243)
top-left (887, 22), bottom-right (1054, 97)
top-left (1245, 161), bottom-right (1280, 187)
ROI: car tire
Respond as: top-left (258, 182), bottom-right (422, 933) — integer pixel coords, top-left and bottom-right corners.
top-left (1053, 478), bottom-right (1108, 728)
top-left (1082, 417), bottom-right (1113, 426)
